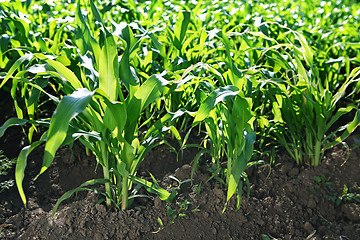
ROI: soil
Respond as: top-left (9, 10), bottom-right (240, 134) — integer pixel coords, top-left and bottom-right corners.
top-left (0, 91), bottom-right (359, 239)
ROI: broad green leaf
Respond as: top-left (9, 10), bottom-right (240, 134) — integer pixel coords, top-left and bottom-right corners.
top-left (89, 0), bottom-right (103, 23)
top-left (117, 161), bottom-right (129, 177)
top-left (294, 53), bottom-right (309, 84)
top-left (149, 33), bottom-right (166, 59)
top-left (75, 0), bottom-right (101, 65)
top-left (37, 88), bottom-right (94, 179)
top-left (232, 96), bottom-right (253, 134)
top-left (98, 30), bottom-right (118, 101)
top-left (126, 74), bottom-right (168, 126)
top-left (120, 140), bottom-right (135, 170)
top-left (227, 131), bottom-right (255, 202)
top-left (193, 85), bottom-right (239, 123)
top-left (50, 23), bottom-right (70, 53)
top-left (116, 23), bottom-right (139, 92)
top-left (34, 53), bottom-right (83, 90)
top-left (325, 105), bottom-right (357, 132)
top-left (18, 77), bottom-right (60, 104)
top-left (94, 89), bottom-right (127, 137)
top-left (247, 31), bottom-right (277, 42)
top-left (144, 109), bottom-right (188, 139)
top-left (174, 11), bottom-right (191, 50)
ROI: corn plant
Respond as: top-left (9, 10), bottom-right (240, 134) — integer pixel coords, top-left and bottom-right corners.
top-left (0, 0), bottom-right (185, 215)
top-left (191, 85), bottom-right (257, 211)
top-left (269, 67), bottom-right (360, 166)
top-left (254, 25), bottom-right (360, 166)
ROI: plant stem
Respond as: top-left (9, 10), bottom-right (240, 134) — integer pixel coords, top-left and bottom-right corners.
top-left (313, 140), bottom-right (322, 166)
top-left (121, 175), bottom-right (128, 210)
top-left (100, 143), bottom-right (112, 208)
top-left (102, 165), bottom-right (112, 208)
top-left (85, 147), bottom-right (91, 157)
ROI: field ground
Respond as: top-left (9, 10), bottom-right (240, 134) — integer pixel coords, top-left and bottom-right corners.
top-left (0, 1), bottom-right (360, 238)
top-left (0, 100), bottom-right (359, 239)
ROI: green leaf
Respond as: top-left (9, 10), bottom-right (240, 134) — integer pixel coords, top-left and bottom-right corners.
top-left (50, 23), bottom-right (70, 53)
top-left (0, 117), bottom-right (28, 138)
top-left (191, 149), bottom-right (207, 183)
top-left (93, 89), bottom-right (127, 136)
top-left (193, 85), bottom-right (239, 123)
top-left (174, 11), bottom-right (191, 50)
top-left (116, 23), bottom-right (140, 92)
top-left (120, 140), bottom-right (135, 170)
top-left (296, 32), bottom-right (313, 66)
top-left (34, 53), bottom-right (83, 90)
top-left (89, 0), bottom-right (103, 23)
top-left (325, 105), bottom-right (357, 133)
top-left (144, 109), bottom-right (188, 139)
top-left (15, 140), bottom-right (45, 206)
top-left (294, 53), bottom-right (309, 83)
top-left (226, 131), bottom-right (255, 204)
top-left (0, 53), bottom-right (33, 88)
top-left (323, 109), bottom-right (360, 151)
top-left (36, 89), bottom-right (94, 179)
top-left (98, 28), bottom-right (119, 101)
top-left (75, 0), bottom-right (101, 62)
top-left (52, 178), bottom-right (111, 219)
top-left (126, 74), bottom-right (168, 126)
top-left (130, 175), bottom-right (175, 203)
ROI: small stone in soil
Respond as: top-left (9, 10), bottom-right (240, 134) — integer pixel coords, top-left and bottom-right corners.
top-left (280, 162), bottom-right (293, 174)
top-left (304, 221), bottom-right (314, 234)
top-left (153, 196), bottom-right (162, 209)
top-left (307, 198), bottom-right (316, 209)
top-left (288, 167), bottom-right (299, 176)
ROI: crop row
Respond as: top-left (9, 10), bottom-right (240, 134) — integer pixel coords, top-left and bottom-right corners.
top-left (0, 0), bottom-right (359, 215)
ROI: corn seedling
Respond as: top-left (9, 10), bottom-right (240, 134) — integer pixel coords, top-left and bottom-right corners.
top-left (191, 85), bottom-right (257, 211)
top-left (268, 34), bottom-right (360, 166)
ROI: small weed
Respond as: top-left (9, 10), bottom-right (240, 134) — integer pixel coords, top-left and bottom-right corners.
top-left (153, 199), bottom-right (194, 233)
top-left (166, 200), bottom-right (193, 220)
top-left (192, 183), bottom-right (201, 195)
top-left (166, 206), bottom-right (177, 220)
top-left (0, 151), bottom-right (15, 176)
top-left (337, 185), bottom-right (360, 204)
top-left (152, 217), bottom-right (164, 233)
top-left (262, 235), bottom-right (271, 240)
top-left (313, 175), bottom-right (360, 205)
top-left (0, 180), bottom-right (15, 193)
top-left (0, 150), bottom-right (16, 193)
top-left (169, 176), bottom-right (192, 193)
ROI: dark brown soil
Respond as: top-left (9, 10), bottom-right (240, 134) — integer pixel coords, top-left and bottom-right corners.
top-left (0, 91), bottom-right (359, 239)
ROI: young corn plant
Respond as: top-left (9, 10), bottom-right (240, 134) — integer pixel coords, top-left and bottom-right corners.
top-left (192, 85), bottom-right (257, 211)
top-left (256, 26), bottom-right (360, 166)
top-left (270, 67), bottom-right (360, 166)
top-left (0, 0), bottom-right (181, 215)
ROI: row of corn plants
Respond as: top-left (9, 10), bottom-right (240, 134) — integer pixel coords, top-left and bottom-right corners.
top-left (0, 0), bottom-right (359, 215)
